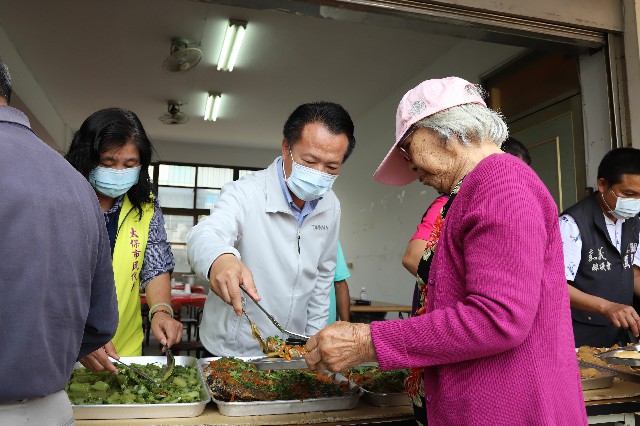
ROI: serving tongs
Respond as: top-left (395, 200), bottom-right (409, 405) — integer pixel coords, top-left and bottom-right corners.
top-left (240, 285), bottom-right (310, 342)
top-left (109, 357), bottom-right (157, 384)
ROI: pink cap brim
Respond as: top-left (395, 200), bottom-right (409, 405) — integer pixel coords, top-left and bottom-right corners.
top-left (373, 144), bottom-right (419, 186)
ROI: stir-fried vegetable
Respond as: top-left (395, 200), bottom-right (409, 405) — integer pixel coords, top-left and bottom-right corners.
top-left (204, 357), bottom-right (357, 402)
top-left (66, 363), bottom-right (203, 405)
top-left (347, 365), bottom-right (409, 394)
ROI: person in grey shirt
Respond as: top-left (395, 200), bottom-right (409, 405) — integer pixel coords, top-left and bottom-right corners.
top-left (0, 57), bottom-right (118, 425)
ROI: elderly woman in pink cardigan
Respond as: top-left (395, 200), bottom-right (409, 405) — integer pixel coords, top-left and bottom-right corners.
top-left (304, 77), bottom-right (587, 425)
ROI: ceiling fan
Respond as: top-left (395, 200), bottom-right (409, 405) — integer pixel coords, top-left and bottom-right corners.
top-left (159, 100), bottom-right (189, 125)
top-left (162, 38), bottom-right (202, 72)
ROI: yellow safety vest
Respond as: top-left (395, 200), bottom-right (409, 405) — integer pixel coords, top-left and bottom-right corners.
top-left (111, 195), bottom-right (154, 356)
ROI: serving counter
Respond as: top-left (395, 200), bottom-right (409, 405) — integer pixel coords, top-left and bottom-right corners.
top-left (74, 379), bottom-right (640, 426)
top-left (75, 400), bottom-right (414, 426)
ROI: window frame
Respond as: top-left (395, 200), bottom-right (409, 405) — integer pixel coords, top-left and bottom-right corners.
top-left (150, 160), bottom-right (261, 272)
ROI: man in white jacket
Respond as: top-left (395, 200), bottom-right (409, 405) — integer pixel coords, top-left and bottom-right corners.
top-left (187, 102), bottom-right (356, 356)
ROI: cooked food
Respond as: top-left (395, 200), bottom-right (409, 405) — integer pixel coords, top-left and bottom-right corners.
top-left (263, 336), bottom-right (307, 359)
top-left (577, 344), bottom-right (639, 373)
top-left (613, 350), bottom-right (640, 359)
top-left (66, 364), bottom-right (203, 404)
top-left (250, 322), bottom-right (269, 354)
top-left (347, 365), bottom-right (409, 394)
top-left (579, 367), bottom-right (602, 379)
top-left (204, 357), bottom-right (357, 402)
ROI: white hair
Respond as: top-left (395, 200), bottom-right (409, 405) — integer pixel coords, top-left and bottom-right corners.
top-left (416, 98), bottom-right (508, 147)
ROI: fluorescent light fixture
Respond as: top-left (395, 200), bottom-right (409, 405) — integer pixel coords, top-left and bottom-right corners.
top-left (204, 92), bottom-right (222, 122)
top-left (217, 19), bottom-right (247, 72)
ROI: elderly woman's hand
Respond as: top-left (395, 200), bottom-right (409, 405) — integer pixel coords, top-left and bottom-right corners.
top-left (304, 321), bottom-right (377, 372)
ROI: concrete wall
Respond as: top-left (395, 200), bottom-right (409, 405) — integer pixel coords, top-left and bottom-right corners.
top-left (152, 39), bottom-right (523, 305)
top-left (335, 40), bottom-right (523, 305)
top-left (152, 139), bottom-right (280, 169)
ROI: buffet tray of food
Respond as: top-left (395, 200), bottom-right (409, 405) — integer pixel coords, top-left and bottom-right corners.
top-left (346, 362), bottom-right (410, 407)
top-left (577, 345), bottom-right (640, 383)
top-left (578, 361), bottom-right (617, 390)
top-left (200, 357), bottom-right (362, 416)
top-left (594, 344), bottom-right (640, 367)
top-left (67, 356), bottom-right (209, 419)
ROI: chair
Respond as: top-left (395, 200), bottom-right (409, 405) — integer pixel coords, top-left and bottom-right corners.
top-left (172, 340), bottom-right (205, 358)
top-left (141, 304), bottom-right (152, 346)
top-left (179, 305), bottom-right (203, 341)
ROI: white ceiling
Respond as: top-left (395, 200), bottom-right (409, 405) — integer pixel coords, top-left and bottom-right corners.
top-left (0, 0), bottom-right (472, 152)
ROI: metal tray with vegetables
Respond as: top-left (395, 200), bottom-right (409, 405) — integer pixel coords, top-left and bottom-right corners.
top-left (201, 357), bottom-right (361, 416)
top-left (67, 356), bottom-right (209, 419)
top-left (346, 363), bottom-right (410, 407)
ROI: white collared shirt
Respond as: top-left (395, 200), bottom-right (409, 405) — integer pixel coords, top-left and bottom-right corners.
top-left (559, 213), bottom-right (640, 281)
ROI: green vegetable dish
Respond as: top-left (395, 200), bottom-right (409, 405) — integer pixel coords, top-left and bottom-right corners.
top-left (204, 357), bottom-right (358, 402)
top-left (346, 365), bottom-right (409, 394)
top-left (66, 364), bottom-right (203, 405)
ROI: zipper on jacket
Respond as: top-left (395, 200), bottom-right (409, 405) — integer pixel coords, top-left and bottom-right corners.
top-left (297, 229), bottom-right (301, 254)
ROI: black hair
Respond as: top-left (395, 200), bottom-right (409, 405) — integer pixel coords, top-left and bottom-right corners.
top-left (501, 136), bottom-right (531, 165)
top-left (0, 57), bottom-right (12, 103)
top-left (282, 101), bottom-right (356, 162)
top-left (597, 147), bottom-right (640, 185)
top-left (65, 108), bottom-right (154, 217)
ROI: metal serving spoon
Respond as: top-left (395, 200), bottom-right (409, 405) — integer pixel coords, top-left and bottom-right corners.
top-left (109, 357), bottom-right (157, 384)
top-left (161, 345), bottom-right (175, 382)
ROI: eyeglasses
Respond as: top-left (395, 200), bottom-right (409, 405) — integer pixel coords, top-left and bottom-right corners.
top-left (397, 125), bottom-right (417, 161)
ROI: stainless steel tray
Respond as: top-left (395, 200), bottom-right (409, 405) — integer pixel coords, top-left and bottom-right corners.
top-left (362, 389), bottom-right (409, 407)
top-left (579, 361), bottom-right (616, 390)
top-left (349, 362), bottom-right (408, 406)
top-left (200, 357), bottom-right (362, 416)
top-left (71, 356), bottom-right (210, 419)
top-left (595, 344), bottom-right (640, 366)
top-left (246, 356), bottom-right (307, 370)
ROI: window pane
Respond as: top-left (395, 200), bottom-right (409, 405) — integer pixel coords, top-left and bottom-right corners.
top-left (163, 214), bottom-right (194, 243)
top-left (158, 187), bottom-right (194, 209)
top-left (197, 166), bottom-right (233, 188)
top-left (196, 189), bottom-right (221, 210)
top-left (158, 164), bottom-right (196, 187)
top-left (171, 244), bottom-right (191, 273)
top-left (238, 169), bottom-right (255, 179)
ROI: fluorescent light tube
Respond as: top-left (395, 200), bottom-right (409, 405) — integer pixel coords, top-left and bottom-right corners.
top-left (204, 92), bottom-right (221, 122)
top-left (217, 20), bottom-right (247, 72)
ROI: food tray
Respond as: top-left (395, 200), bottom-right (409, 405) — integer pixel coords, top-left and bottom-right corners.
top-left (246, 356), bottom-right (307, 370)
top-left (349, 362), bottom-right (409, 406)
top-left (595, 344), bottom-right (640, 367)
top-left (200, 357), bottom-right (362, 416)
top-left (361, 389), bottom-right (409, 406)
top-left (579, 361), bottom-right (616, 390)
top-left (71, 356), bottom-right (210, 419)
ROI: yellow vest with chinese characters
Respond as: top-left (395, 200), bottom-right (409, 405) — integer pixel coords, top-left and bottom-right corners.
top-left (111, 195), bottom-right (154, 356)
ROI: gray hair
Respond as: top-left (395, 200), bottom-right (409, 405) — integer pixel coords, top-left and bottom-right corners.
top-left (416, 90), bottom-right (508, 147)
top-left (0, 57), bottom-right (11, 103)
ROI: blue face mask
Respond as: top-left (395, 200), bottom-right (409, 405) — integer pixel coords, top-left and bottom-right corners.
top-left (284, 151), bottom-right (338, 202)
top-left (606, 188), bottom-right (640, 220)
top-left (89, 166), bottom-right (141, 198)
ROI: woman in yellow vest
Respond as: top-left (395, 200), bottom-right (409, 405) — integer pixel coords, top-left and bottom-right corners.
top-left (65, 108), bottom-right (182, 373)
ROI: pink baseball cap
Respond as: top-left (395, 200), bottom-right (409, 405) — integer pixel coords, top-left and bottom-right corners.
top-left (373, 77), bottom-right (487, 186)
